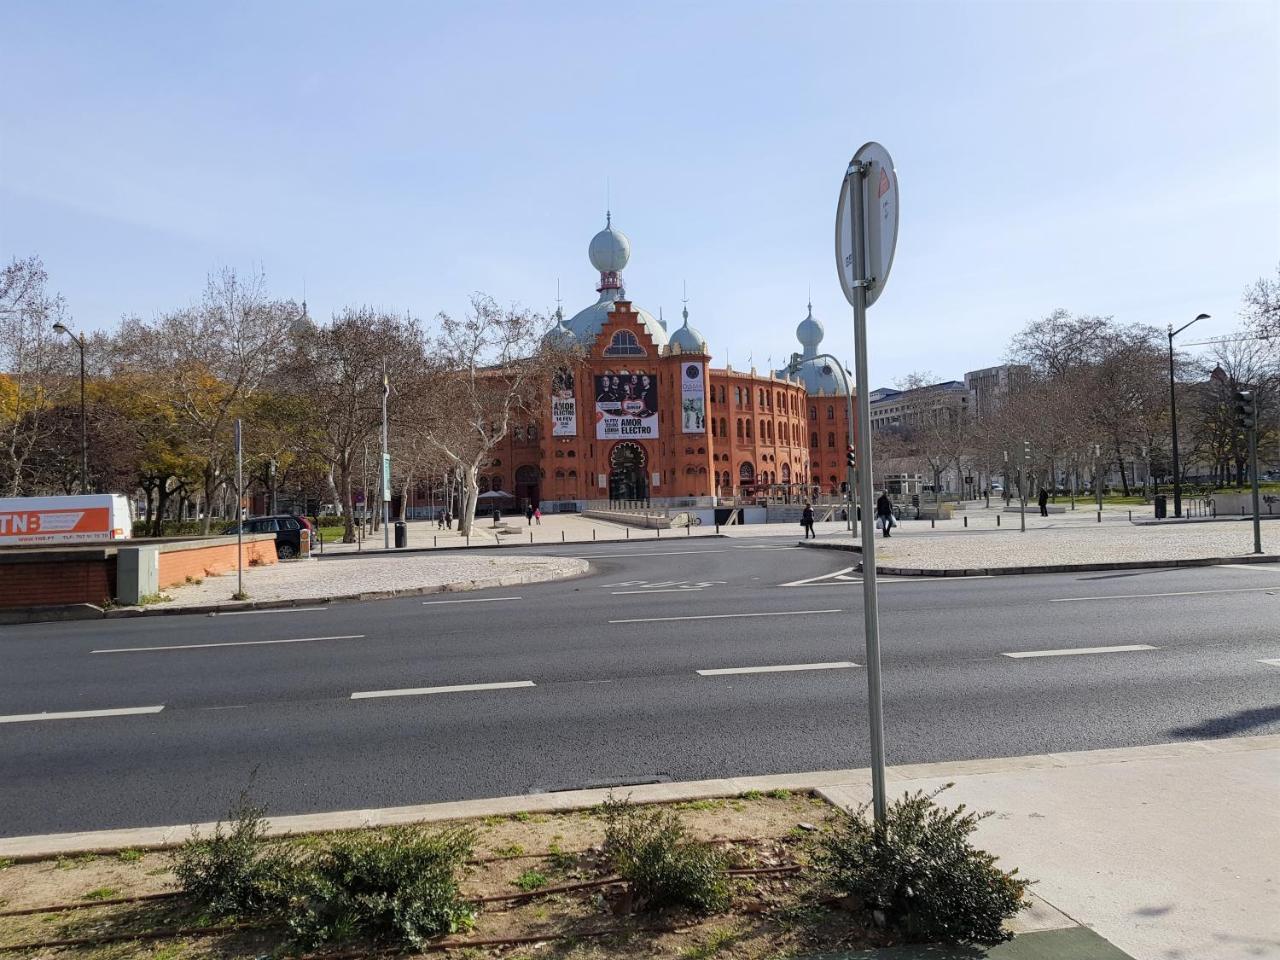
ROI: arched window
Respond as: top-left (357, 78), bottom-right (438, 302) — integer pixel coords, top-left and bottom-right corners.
top-left (567, 449), bottom-right (576, 458)
top-left (719, 385), bottom-right (726, 403)
top-left (811, 432), bottom-right (819, 447)
top-left (781, 463), bottom-right (791, 483)
top-left (555, 469), bottom-right (565, 479)
top-left (711, 419), bottom-right (717, 437)
top-left (827, 405), bottom-right (835, 420)
top-left (809, 406), bottom-right (817, 420)
top-left (735, 387), bottom-right (742, 405)
top-left (514, 426), bottom-right (524, 442)
top-left (567, 469), bottom-right (577, 479)
top-left (527, 425), bottom-right (537, 441)
top-left (479, 476), bottom-right (490, 493)
top-left (555, 449), bottom-right (564, 457)
top-left (739, 462), bottom-right (755, 482)
top-left (736, 418), bottom-right (744, 439)
top-left (604, 330), bottom-right (645, 356)
top-left (746, 419), bottom-right (753, 439)
top-left (759, 419), bottom-right (766, 439)
top-left (827, 432), bottom-right (835, 448)
top-left (491, 475), bottom-right (503, 491)
top-left (720, 417), bottom-right (727, 437)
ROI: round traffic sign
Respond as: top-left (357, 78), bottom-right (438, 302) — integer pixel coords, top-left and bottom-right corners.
top-left (835, 141), bottom-right (899, 309)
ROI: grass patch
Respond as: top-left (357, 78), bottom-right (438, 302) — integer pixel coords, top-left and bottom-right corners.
top-left (681, 926), bottom-right (737, 958)
top-left (137, 592), bottom-right (172, 606)
top-left (116, 848), bottom-right (144, 863)
top-left (741, 790), bottom-right (764, 801)
top-left (55, 853), bottom-right (99, 869)
top-left (512, 868), bottom-right (549, 892)
top-left (492, 843), bottom-right (524, 858)
top-left (676, 799), bottom-right (725, 812)
top-left (231, 590), bottom-right (250, 601)
top-left (766, 788), bottom-right (792, 800)
top-left (82, 886), bottom-right (121, 901)
top-left (0, 857), bottom-right (11, 870)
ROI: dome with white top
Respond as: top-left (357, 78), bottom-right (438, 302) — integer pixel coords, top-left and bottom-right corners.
top-left (668, 304), bottom-right (707, 354)
top-left (588, 213), bottom-right (631, 273)
top-left (778, 301), bottom-right (849, 395)
top-left (564, 215), bottom-right (669, 348)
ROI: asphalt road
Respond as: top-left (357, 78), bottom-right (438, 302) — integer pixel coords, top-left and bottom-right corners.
top-left (3, 536), bottom-right (1279, 837)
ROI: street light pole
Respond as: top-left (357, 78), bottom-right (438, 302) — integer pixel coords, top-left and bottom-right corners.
top-left (52, 322), bottom-right (88, 494)
top-left (1169, 313), bottom-right (1210, 518)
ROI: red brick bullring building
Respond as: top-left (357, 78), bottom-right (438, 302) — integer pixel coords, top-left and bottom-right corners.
top-left (462, 217), bottom-right (855, 510)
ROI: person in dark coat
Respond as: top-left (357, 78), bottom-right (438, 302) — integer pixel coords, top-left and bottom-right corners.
top-left (1038, 487), bottom-right (1049, 517)
top-left (525, 504), bottom-right (535, 525)
top-left (875, 493), bottom-right (895, 538)
top-left (801, 502), bottom-right (815, 539)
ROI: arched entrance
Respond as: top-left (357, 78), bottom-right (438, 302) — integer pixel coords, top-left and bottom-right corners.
top-left (609, 442), bottom-right (648, 502)
top-left (514, 465), bottom-right (539, 507)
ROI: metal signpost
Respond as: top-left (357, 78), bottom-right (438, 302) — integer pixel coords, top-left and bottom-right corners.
top-left (382, 369), bottom-right (392, 550)
top-left (835, 141), bottom-right (898, 823)
top-left (1022, 440), bottom-right (1030, 532)
top-left (234, 419), bottom-right (244, 598)
top-left (1237, 391), bottom-right (1263, 554)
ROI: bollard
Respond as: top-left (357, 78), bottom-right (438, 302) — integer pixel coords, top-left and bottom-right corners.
top-left (593, 529), bottom-right (596, 541)
top-left (964, 516), bottom-right (968, 527)
top-left (561, 531), bottom-right (565, 542)
top-left (626, 528), bottom-right (630, 539)
top-left (657, 527), bottom-right (661, 539)
top-left (1097, 510), bottom-right (1101, 523)
top-left (716, 523), bottom-right (720, 534)
top-left (434, 536), bottom-right (437, 547)
top-left (466, 535), bottom-right (470, 547)
top-left (1128, 510), bottom-right (1132, 521)
top-left (997, 514), bottom-right (1001, 527)
top-left (530, 532), bottom-right (533, 544)
top-left (686, 522), bottom-right (691, 536)
top-left (931, 517), bottom-right (935, 529)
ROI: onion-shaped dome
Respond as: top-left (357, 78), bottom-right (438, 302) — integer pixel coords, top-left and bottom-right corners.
top-left (542, 307), bottom-right (577, 349)
top-left (796, 301), bottom-right (824, 352)
top-left (668, 305), bottom-right (707, 354)
top-left (588, 213), bottom-right (630, 273)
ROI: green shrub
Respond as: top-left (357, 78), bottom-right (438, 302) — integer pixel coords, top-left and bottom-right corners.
top-left (171, 793), bottom-right (295, 918)
top-left (601, 795), bottom-right (729, 914)
top-left (284, 826), bottom-right (476, 948)
top-left (817, 786), bottom-right (1029, 945)
top-left (513, 868), bottom-right (549, 891)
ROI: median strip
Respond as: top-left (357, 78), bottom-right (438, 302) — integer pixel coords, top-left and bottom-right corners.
top-left (1003, 644), bottom-right (1157, 659)
top-left (609, 609), bottom-right (841, 624)
top-left (0, 705), bottom-right (165, 724)
top-left (697, 661), bottom-right (858, 676)
top-left (93, 635), bottom-right (365, 654)
top-left (350, 681), bottom-right (535, 700)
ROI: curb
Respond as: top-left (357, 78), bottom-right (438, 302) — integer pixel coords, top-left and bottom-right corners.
top-left (3, 733), bottom-right (1273, 861)
top-left (1, 560), bottom-right (589, 625)
top-left (795, 541), bottom-right (1280, 576)
top-left (315, 532), bottom-right (728, 560)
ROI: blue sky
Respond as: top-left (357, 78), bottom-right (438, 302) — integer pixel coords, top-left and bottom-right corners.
top-left (2, 0), bottom-right (1277, 387)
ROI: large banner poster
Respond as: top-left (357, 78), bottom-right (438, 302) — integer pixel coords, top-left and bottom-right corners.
top-left (551, 368), bottom-right (577, 437)
top-left (680, 362), bottom-right (706, 433)
top-left (595, 372), bottom-right (659, 439)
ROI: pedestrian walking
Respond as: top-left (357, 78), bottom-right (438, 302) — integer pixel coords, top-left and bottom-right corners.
top-left (876, 493), bottom-right (895, 538)
top-left (801, 502), bottom-right (815, 539)
top-left (492, 507), bottom-right (502, 527)
top-left (525, 504), bottom-right (534, 525)
top-left (1038, 487), bottom-right (1049, 518)
top-left (533, 506), bottom-right (542, 525)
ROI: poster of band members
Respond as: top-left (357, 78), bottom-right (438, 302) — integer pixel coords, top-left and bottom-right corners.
top-left (680, 362), bottom-right (706, 433)
top-left (595, 372), bottom-right (659, 439)
top-left (551, 368), bottom-right (577, 437)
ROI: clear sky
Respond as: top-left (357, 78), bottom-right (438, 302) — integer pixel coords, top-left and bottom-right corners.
top-left (2, 0), bottom-right (1277, 388)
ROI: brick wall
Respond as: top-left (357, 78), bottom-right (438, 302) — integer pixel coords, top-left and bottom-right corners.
top-left (157, 539), bottom-right (277, 588)
top-left (0, 559), bottom-right (115, 609)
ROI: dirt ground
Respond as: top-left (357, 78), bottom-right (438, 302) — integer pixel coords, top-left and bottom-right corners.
top-left (0, 792), bottom-right (904, 959)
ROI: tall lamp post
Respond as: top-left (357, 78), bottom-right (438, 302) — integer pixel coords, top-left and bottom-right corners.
top-left (52, 322), bottom-right (88, 494)
top-left (789, 352), bottom-right (856, 532)
top-left (1168, 313), bottom-right (1210, 518)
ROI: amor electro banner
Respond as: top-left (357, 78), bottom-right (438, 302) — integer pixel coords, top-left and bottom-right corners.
top-left (595, 372), bottom-right (659, 439)
top-left (680, 362), bottom-right (706, 433)
top-left (551, 368), bottom-right (577, 437)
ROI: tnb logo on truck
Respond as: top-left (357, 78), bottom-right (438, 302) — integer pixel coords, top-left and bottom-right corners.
top-left (0, 511), bottom-right (86, 535)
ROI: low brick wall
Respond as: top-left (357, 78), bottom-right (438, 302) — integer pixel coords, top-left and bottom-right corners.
top-left (157, 537), bottom-right (277, 588)
top-left (0, 535), bottom-right (277, 610)
top-left (0, 550), bottom-right (115, 609)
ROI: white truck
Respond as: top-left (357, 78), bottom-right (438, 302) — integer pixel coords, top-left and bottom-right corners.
top-left (0, 494), bottom-right (134, 546)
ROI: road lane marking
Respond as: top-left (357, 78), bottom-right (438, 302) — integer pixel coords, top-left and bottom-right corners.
top-left (1003, 644), bottom-right (1157, 659)
top-left (571, 550), bottom-right (728, 559)
top-left (420, 596), bottom-right (521, 605)
top-left (1222, 564), bottom-right (1280, 573)
top-left (1259, 659), bottom-right (1280, 667)
top-left (0, 705), bottom-right (165, 724)
top-left (1050, 587), bottom-right (1279, 602)
top-left (609, 609), bottom-right (841, 624)
top-left (781, 567), bottom-right (858, 587)
top-left (697, 661), bottom-right (858, 676)
top-left (93, 635), bottom-right (365, 654)
top-left (213, 606), bottom-right (328, 616)
top-left (612, 588), bottom-right (706, 594)
top-left (351, 680), bottom-right (535, 699)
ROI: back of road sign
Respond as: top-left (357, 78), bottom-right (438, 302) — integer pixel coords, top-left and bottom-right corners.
top-left (836, 142), bottom-right (899, 308)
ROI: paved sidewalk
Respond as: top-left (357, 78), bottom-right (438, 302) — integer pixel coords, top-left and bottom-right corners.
top-left (150, 552), bottom-right (588, 609)
top-left (4, 736), bottom-right (1273, 959)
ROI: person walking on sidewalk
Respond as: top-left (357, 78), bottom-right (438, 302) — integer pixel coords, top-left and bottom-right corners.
top-left (525, 504), bottom-right (535, 526)
top-left (876, 493), bottom-right (895, 538)
top-left (801, 502), bottom-right (815, 539)
top-left (1038, 487), bottom-right (1049, 517)
top-left (533, 506), bottom-right (542, 525)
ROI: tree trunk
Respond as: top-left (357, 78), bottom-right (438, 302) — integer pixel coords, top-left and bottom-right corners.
top-left (339, 456), bottom-right (356, 543)
top-left (398, 475), bottom-right (411, 522)
top-left (457, 463), bottom-right (480, 536)
top-left (201, 464), bottom-right (216, 534)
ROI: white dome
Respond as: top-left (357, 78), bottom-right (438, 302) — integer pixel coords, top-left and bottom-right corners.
top-left (588, 215), bottom-right (630, 273)
top-left (796, 302), bottom-right (824, 350)
top-left (542, 308), bottom-right (577, 349)
top-left (669, 305), bottom-right (707, 354)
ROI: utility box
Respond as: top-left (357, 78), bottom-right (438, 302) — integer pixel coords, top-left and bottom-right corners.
top-left (116, 545), bottom-right (160, 604)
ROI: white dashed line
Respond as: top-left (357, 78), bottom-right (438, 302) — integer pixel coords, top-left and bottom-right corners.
top-left (351, 681), bottom-right (535, 700)
top-left (1050, 587), bottom-right (1280, 602)
top-left (1258, 658), bottom-right (1280, 667)
top-left (697, 661), bottom-right (858, 676)
top-left (609, 609), bottom-right (841, 624)
top-left (93, 635), bottom-right (365, 654)
top-left (213, 607), bottom-right (328, 616)
top-left (0, 706), bottom-right (165, 724)
top-left (572, 550), bottom-right (728, 559)
top-left (1003, 644), bottom-right (1157, 659)
top-left (420, 597), bottom-right (522, 605)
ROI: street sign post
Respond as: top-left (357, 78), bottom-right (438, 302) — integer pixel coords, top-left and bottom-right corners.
top-left (234, 419), bottom-right (244, 598)
top-left (834, 141), bottom-right (898, 823)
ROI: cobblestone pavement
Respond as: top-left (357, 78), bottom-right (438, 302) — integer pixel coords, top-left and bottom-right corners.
top-left (158, 553), bottom-right (588, 607)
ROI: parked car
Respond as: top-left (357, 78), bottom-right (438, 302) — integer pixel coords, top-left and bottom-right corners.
top-left (222, 514), bottom-right (312, 559)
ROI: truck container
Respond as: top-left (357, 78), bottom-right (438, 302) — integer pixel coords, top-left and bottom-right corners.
top-left (0, 494), bottom-right (134, 546)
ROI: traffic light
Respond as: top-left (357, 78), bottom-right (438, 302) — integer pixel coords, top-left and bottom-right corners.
top-left (846, 446), bottom-right (856, 469)
top-left (1023, 439), bottom-right (1031, 462)
top-left (1235, 390), bottom-right (1256, 430)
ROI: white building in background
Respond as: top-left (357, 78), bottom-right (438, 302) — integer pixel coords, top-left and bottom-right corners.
top-left (963, 364), bottom-right (1030, 420)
